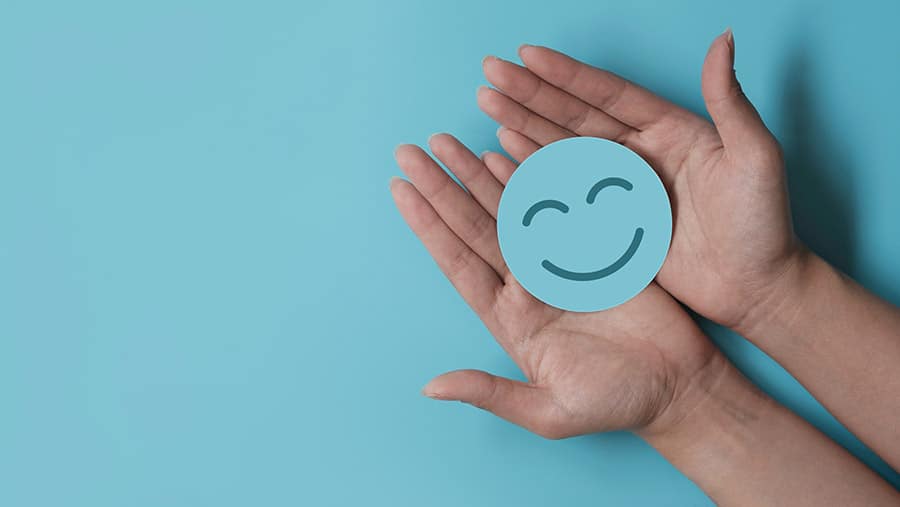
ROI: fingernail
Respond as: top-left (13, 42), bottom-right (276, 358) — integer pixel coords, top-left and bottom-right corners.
top-left (482, 55), bottom-right (499, 66)
top-left (480, 150), bottom-right (491, 160)
top-left (497, 126), bottom-right (506, 137)
top-left (476, 85), bottom-right (490, 97)
top-left (428, 132), bottom-right (445, 144)
top-left (724, 27), bottom-right (735, 65)
top-left (389, 176), bottom-right (403, 188)
top-left (518, 44), bottom-right (534, 57)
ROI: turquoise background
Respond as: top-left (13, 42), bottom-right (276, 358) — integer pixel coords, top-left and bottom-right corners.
top-left (1, 0), bottom-right (898, 505)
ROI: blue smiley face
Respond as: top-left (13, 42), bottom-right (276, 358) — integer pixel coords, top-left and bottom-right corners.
top-left (497, 137), bottom-right (672, 312)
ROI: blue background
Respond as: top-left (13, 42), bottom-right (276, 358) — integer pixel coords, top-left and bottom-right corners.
top-left (2, 0), bottom-right (898, 505)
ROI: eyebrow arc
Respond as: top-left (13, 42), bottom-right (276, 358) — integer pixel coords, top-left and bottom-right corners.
top-left (586, 177), bottom-right (633, 203)
top-left (522, 199), bottom-right (569, 226)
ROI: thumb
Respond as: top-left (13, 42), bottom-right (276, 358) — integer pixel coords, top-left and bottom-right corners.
top-left (423, 369), bottom-right (566, 439)
top-left (701, 28), bottom-right (777, 158)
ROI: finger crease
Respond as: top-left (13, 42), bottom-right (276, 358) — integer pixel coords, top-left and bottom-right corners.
top-left (566, 103), bottom-right (592, 133)
top-left (521, 76), bottom-right (545, 106)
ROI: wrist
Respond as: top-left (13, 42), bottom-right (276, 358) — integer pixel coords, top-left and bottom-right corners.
top-left (636, 356), bottom-right (779, 497)
top-left (635, 353), bottom-right (900, 505)
top-left (733, 244), bottom-right (821, 342)
top-left (726, 248), bottom-right (900, 471)
top-left (636, 351), bottom-right (769, 444)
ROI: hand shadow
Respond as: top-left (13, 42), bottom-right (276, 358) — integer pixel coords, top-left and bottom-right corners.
top-left (780, 49), bottom-right (857, 276)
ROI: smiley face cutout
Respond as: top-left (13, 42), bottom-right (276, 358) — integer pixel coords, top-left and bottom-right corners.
top-left (497, 137), bottom-right (672, 312)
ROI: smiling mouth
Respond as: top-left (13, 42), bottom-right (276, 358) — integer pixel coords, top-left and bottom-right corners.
top-left (541, 228), bottom-right (644, 281)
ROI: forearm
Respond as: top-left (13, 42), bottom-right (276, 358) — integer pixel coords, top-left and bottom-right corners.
top-left (640, 354), bottom-right (899, 506)
top-left (738, 250), bottom-right (900, 469)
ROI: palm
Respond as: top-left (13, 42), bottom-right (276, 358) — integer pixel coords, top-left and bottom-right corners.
top-left (505, 282), bottom-right (714, 436)
top-left (657, 124), bottom-right (793, 326)
top-left (391, 134), bottom-right (716, 438)
top-left (477, 34), bottom-right (797, 328)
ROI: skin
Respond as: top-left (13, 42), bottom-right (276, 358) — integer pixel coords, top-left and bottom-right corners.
top-left (478, 28), bottom-right (900, 473)
top-left (478, 31), bottom-right (794, 331)
top-left (390, 30), bottom-right (900, 504)
top-left (391, 140), bottom-right (715, 437)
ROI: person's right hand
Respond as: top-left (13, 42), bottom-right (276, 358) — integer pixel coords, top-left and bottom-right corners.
top-left (390, 133), bottom-right (724, 439)
top-left (477, 30), bottom-right (803, 332)
top-left (477, 29), bottom-right (900, 474)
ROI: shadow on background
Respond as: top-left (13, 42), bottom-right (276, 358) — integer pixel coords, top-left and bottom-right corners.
top-left (779, 48), bottom-right (857, 275)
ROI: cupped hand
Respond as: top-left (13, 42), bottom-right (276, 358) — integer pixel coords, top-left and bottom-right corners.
top-left (391, 134), bottom-right (723, 439)
top-left (477, 30), bottom-right (801, 330)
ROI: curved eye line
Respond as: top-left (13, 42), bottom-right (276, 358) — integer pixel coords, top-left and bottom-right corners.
top-left (522, 199), bottom-right (569, 226)
top-left (586, 177), bottom-right (633, 204)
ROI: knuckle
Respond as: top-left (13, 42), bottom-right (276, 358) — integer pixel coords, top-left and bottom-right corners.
top-left (599, 75), bottom-right (628, 111)
top-left (426, 176), bottom-right (455, 201)
top-left (748, 137), bottom-right (784, 171)
top-left (470, 374), bottom-right (501, 411)
top-left (534, 422), bottom-right (568, 440)
top-left (564, 103), bottom-right (592, 133)
top-left (446, 248), bottom-right (474, 279)
top-left (559, 60), bottom-right (583, 90)
top-left (517, 108), bottom-right (535, 133)
top-left (466, 211), bottom-right (495, 246)
top-left (531, 409), bottom-right (570, 440)
top-left (522, 76), bottom-right (544, 105)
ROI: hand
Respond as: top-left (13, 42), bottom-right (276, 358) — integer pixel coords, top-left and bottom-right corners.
top-left (477, 30), bottom-right (802, 330)
top-left (390, 133), bottom-right (722, 438)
